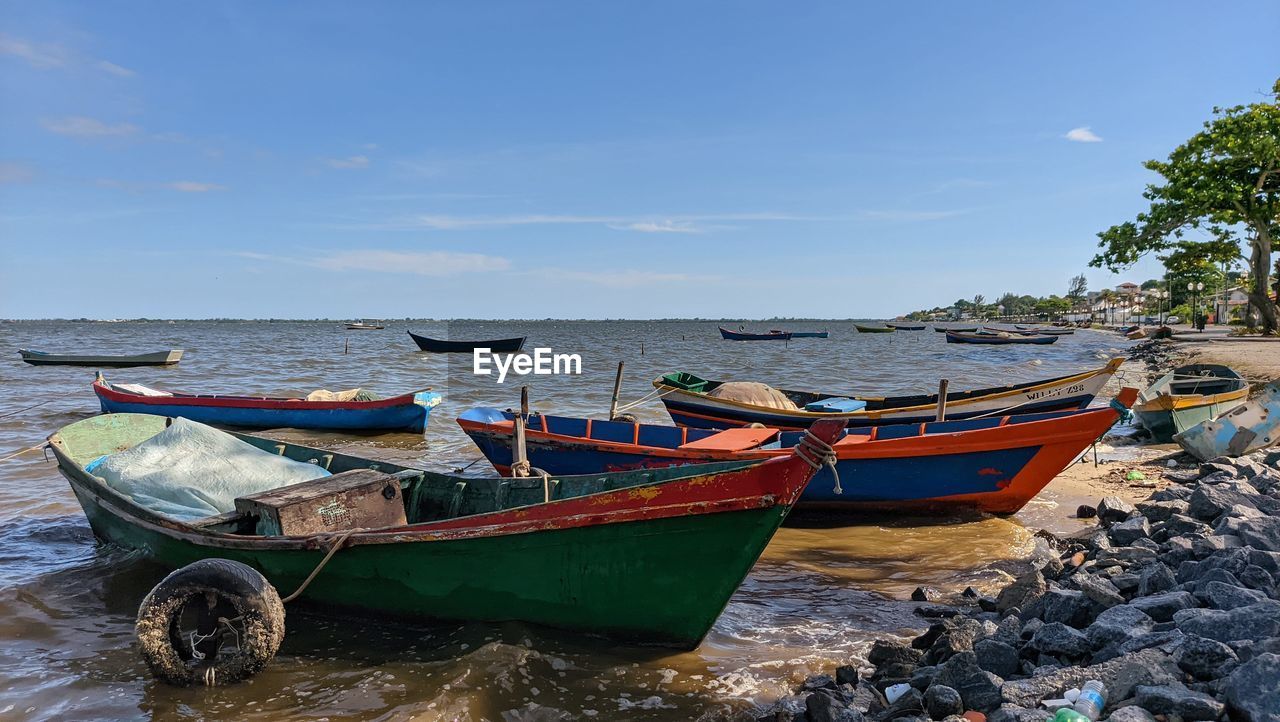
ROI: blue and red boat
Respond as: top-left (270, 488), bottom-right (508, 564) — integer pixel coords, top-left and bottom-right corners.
top-left (457, 387), bottom-right (1137, 515)
top-left (93, 374), bottom-right (443, 433)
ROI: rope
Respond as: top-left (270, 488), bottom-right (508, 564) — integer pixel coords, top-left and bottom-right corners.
top-left (613, 385), bottom-right (680, 415)
top-left (794, 430), bottom-right (842, 495)
top-left (0, 389), bottom-right (81, 420)
top-left (280, 529), bottom-right (357, 604)
top-left (0, 442), bottom-right (49, 464)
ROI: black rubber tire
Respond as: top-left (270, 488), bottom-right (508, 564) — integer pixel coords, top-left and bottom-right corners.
top-left (136, 558), bottom-right (286, 686)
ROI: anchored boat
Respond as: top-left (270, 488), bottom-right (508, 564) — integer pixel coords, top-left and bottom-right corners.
top-left (945, 331), bottom-right (1057, 345)
top-left (853, 323), bottom-right (895, 333)
top-left (407, 331), bottom-right (526, 353)
top-left (652, 358), bottom-right (1124, 429)
top-left (885, 323), bottom-right (925, 330)
top-left (19, 349), bottom-right (184, 367)
top-left (1134, 364), bottom-right (1251, 443)
top-left (93, 373), bottom-right (442, 433)
top-left (719, 327), bottom-right (792, 341)
top-left (458, 388), bottom-right (1136, 515)
top-left (48, 413), bottom-right (843, 653)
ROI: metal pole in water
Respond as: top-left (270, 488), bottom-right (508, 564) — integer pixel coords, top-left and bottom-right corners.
top-left (609, 361), bottom-right (624, 420)
top-left (344, 338), bottom-right (349, 354)
top-left (935, 379), bottom-right (949, 421)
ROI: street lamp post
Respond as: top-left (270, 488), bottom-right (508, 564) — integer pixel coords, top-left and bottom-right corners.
top-left (1187, 281), bottom-right (1205, 331)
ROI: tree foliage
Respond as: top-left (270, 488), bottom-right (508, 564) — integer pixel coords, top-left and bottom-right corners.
top-left (1067, 274), bottom-right (1088, 301)
top-left (1091, 78), bottom-right (1280, 333)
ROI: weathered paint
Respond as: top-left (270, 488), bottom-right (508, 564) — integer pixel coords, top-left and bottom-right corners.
top-left (49, 413), bottom-right (843, 648)
top-left (1174, 381), bottom-right (1280, 461)
top-left (653, 359), bottom-right (1123, 430)
top-left (457, 388), bottom-right (1137, 515)
top-left (94, 377), bottom-right (442, 433)
top-left (20, 349), bottom-right (183, 367)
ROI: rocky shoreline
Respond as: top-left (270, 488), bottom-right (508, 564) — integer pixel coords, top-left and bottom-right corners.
top-left (758, 344), bottom-right (1280, 722)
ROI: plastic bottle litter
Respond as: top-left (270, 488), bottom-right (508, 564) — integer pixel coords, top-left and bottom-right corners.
top-left (884, 682), bottom-right (911, 704)
top-left (1050, 709), bottom-right (1091, 722)
top-left (1125, 470), bottom-right (1146, 481)
top-left (1073, 680), bottom-right (1107, 719)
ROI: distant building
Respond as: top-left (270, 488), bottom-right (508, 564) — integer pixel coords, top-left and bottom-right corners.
top-left (1115, 282), bottom-right (1140, 296)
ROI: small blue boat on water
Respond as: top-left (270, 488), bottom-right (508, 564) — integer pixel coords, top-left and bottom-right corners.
top-left (93, 374), bottom-right (443, 433)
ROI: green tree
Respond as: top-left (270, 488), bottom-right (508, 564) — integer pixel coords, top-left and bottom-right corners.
top-left (1067, 274), bottom-right (1088, 302)
top-left (1091, 79), bottom-right (1280, 333)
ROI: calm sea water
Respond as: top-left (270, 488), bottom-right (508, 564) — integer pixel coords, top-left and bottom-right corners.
top-left (0, 320), bottom-right (1134, 721)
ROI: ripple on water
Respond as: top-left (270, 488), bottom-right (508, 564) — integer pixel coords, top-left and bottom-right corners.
top-left (0, 320), bottom-right (1133, 720)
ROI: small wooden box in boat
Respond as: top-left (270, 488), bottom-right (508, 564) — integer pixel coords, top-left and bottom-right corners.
top-left (234, 469), bottom-right (407, 536)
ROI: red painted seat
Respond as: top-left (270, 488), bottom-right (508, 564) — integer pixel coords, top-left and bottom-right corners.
top-left (678, 427), bottom-right (777, 451)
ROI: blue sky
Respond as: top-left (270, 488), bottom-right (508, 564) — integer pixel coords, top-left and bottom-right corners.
top-left (2, 2), bottom-right (1277, 319)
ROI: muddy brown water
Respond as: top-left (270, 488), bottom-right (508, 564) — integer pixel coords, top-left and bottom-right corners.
top-left (0, 320), bottom-right (1136, 720)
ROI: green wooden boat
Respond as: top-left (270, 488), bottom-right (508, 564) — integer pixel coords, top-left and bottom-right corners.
top-left (49, 413), bottom-right (839, 648)
top-left (1133, 364), bottom-right (1250, 443)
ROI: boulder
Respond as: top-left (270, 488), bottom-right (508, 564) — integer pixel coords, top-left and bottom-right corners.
top-left (911, 623), bottom-right (947, 651)
top-left (908, 665), bottom-right (937, 691)
top-left (868, 640), bottom-right (922, 668)
top-left (835, 665), bottom-right (859, 686)
top-left (1086, 604), bottom-right (1154, 649)
top-left (1223, 653), bottom-right (1280, 722)
top-left (1137, 499), bottom-right (1189, 522)
top-left (988, 705), bottom-right (1052, 722)
top-left (1077, 504), bottom-right (1098, 519)
top-left (1129, 590), bottom-right (1196, 622)
top-left (1098, 496), bottom-right (1136, 523)
top-left (931, 652), bottom-right (1002, 713)
top-left (996, 570), bottom-right (1046, 613)
top-left (1074, 572), bottom-right (1125, 609)
top-left (1188, 481), bottom-right (1280, 520)
top-left (1094, 546), bottom-right (1158, 569)
top-left (1137, 563), bottom-right (1177, 596)
top-left (1231, 516), bottom-right (1280, 553)
top-left (1028, 622), bottom-right (1091, 659)
top-left (926, 618), bottom-right (984, 664)
top-left (973, 639), bottom-right (1019, 679)
top-left (805, 690), bottom-right (864, 722)
top-left (1173, 600), bottom-right (1280, 642)
top-left (880, 685), bottom-right (924, 719)
top-left (998, 647), bottom-right (1179, 708)
top-left (923, 684), bottom-right (963, 719)
top-left (911, 586), bottom-right (941, 602)
top-left (1110, 517), bottom-right (1151, 545)
top-left (1239, 564), bottom-right (1276, 596)
top-left (1133, 684), bottom-right (1224, 721)
top-left (1160, 514), bottom-right (1212, 537)
top-left (1195, 580), bottom-right (1269, 610)
top-left (1103, 706), bottom-right (1156, 722)
top-left (1176, 634), bottom-right (1239, 680)
top-left (1041, 589), bottom-right (1093, 628)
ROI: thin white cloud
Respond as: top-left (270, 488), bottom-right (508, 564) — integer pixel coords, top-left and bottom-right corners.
top-left (854, 209), bottom-right (968, 222)
top-left (608, 220), bottom-right (700, 233)
top-left (42, 116), bottom-right (139, 137)
top-left (233, 249), bottom-right (511, 277)
top-left (0, 162), bottom-right (35, 184)
top-left (168, 181), bottom-right (226, 192)
top-left (326, 155), bottom-right (370, 169)
top-left (1064, 126), bottom-right (1103, 143)
top-left (96, 60), bottom-right (135, 77)
top-left (0, 34), bottom-right (133, 76)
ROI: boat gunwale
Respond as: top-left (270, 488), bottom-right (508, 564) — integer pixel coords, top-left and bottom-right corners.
top-left (93, 377), bottom-right (441, 411)
top-left (651, 358), bottom-right (1123, 420)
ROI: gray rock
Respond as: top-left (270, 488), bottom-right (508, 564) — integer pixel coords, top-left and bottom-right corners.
top-left (1077, 504), bottom-right (1098, 519)
top-left (1075, 572), bottom-right (1125, 609)
top-left (806, 690), bottom-right (864, 722)
top-left (1153, 484), bottom-right (1194, 501)
top-left (1138, 563), bottom-right (1177, 596)
top-left (1161, 513), bottom-right (1213, 537)
top-left (1199, 462), bottom-right (1241, 479)
top-left (1138, 499), bottom-right (1190, 522)
top-left (1133, 683), bottom-right (1224, 720)
top-left (1087, 604), bottom-right (1154, 649)
top-left (1110, 516), bottom-right (1151, 545)
top-left (999, 647), bottom-right (1179, 708)
top-left (1042, 588), bottom-right (1093, 628)
top-left (931, 651), bottom-right (1002, 713)
top-left (1196, 579), bottom-right (1269, 610)
top-left (926, 618), bottom-right (983, 664)
top-left (1176, 634), bottom-right (1239, 680)
top-left (996, 569), bottom-right (1046, 612)
top-left (1223, 653), bottom-right (1280, 722)
top-left (1129, 590), bottom-right (1197, 622)
top-left (911, 586), bottom-right (940, 602)
top-left (848, 682), bottom-right (885, 716)
top-left (923, 684), bottom-right (963, 719)
top-left (911, 623), bottom-right (946, 650)
top-left (835, 665), bottom-right (859, 686)
top-left (1029, 622), bottom-right (1091, 659)
top-left (908, 665), bottom-right (936, 691)
top-left (974, 638), bottom-right (1019, 679)
top-left (1098, 495), bottom-right (1136, 523)
top-left (914, 603), bottom-right (960, 619)
top-left (1239, 564), bottom-right (1276, 596)
top-left (880, 685), bottom-right (924, 719)
top-left (1095, 546), bottom-right (1158, 569)
top-left (1189, 481), bottom-right (1280, 520)
top-left (803, 673), bottom-right (838, 692)
top-left (1103, 706), bottom-right (1156, 722)
top-left (868, 640), bottom-right (921, 668)
top-left (1231, 516), bottom-right (1280, 553)
top-left (1174, 600), bottom-right (1280, 642)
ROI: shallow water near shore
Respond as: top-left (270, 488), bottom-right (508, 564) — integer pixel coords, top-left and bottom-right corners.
top-left (0, 320), bottom-right (1135, 721)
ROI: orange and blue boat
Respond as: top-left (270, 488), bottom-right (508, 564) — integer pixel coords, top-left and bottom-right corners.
top-left (457, 388), bottom-right (1137, 515)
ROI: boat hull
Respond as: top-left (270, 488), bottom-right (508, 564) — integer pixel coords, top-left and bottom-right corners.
top-left (1174, 381), bottom-right (1280, 461)
top-left (854, 324), bottom-right (894, 333)
top-left (788, 331), bottom-right (829, 338)
top-left (95, 383), bottom-right (442, 433)
top-left (719, 327), bottom-right (791, 341)
top-left (408, 331), bottom-right (526, 353)
top-left (20, 349), bottom-right (183, 367)
top-left (945, 332), bottom-right (1057, 345)
top-left (655, 360), bottom-right (1122, 430)
top-left (458, 397), bottom-right (1132, 515)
